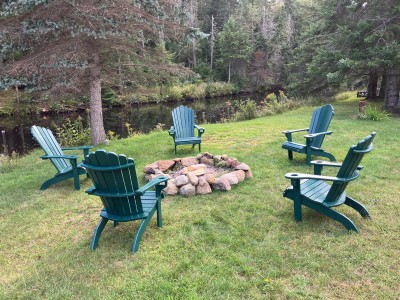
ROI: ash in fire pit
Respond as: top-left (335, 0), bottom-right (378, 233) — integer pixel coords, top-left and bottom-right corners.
top-left (143, 152), bottom-right (253, 197)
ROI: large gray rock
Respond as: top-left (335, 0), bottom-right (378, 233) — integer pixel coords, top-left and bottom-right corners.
top-left (179, 183), bottom-right (196, 197)
top-left (213, 177), bottom-right (231, 191)
top-left (157, 160), bottom-right (175, 172)
top-left (245, 170), bottom-right (253, 178)
top-left (204, 173), bottom-right (216, 184)
top-left (235, 163), bottom-right (250, 171)
top-left (220, 172), bottom-right (239, 185)
top-left (234, 170), bottom-right (246, 182)
top-left (181, 157), bottom-right (199, 166)
top-left (196, 176), bottom-right (212, 194)
top-left (200, 157), bottom-right (214, 165)
top-left (163, 179), bottom-right (179, 195)
top-left (188, 174), bottom-right (199, 186)
top-left (143, 163), bottom-right (158, 174)
top-left (230, 159), bottom-right (239, 168)
top-left (175, 174), bottom-right (189, 187)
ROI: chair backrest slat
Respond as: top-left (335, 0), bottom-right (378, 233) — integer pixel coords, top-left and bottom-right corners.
top-left (308, 104), bottom-right (334, 148)
top-left (172, 105), bottom-right (195, 139)
top-left (325, 132), bottom-right (376, 202)
top-left (31, 125), bottom-right (70, 172)
top-left (83, 150), bottom-right (143, 217)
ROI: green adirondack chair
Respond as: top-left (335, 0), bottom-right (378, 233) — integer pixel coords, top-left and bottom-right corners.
top-left (168, 105), bottom-right (205, 155)
top-left (81, 149), bottom-right (168, 253)
top-left (31, 125), bottom-right (92, 190)
top-left (283, 132), bottom-right (376, 232)
top-left (282, 104), bottom-right (336, 165)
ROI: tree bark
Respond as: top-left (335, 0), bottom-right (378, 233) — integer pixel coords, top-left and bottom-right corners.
top-left (378, 70), bottom-right (386, 98)
top-left (366, 69), bottom-right (378, 100)
top-left (89, 50), bottom-right (106, 145)
top-left (228, 63), bottom-right (231, 83)
top-left (383, 68), bottom-right (400, 112)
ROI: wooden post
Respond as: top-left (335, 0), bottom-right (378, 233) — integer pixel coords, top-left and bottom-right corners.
top-left (1, 130), bottom-right (7, 153)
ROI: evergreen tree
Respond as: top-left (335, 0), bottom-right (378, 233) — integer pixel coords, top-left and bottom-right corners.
top-left (0, 0), bottom-right (180, 145)
top-left (216, 17), bottom-right (252, 83)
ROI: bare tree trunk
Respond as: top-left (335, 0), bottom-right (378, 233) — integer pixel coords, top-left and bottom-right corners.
top-left (367, 69), bottom-right (378, 100)
top-left (210, 15), bottom-right (215, 71)
top-left (228, 63), bottom-right (231, 83)
top-left (378, 70), bottom-right (386, 98)
top-left (89, 50), bottom-right (106, 145)
top-left (15, 85), bottom-right (20, 104)
top-left (383, 68), bottom-right (400, 112)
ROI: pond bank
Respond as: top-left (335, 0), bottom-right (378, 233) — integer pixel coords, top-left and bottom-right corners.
top-left (0, 93), bottom-right (265, 155)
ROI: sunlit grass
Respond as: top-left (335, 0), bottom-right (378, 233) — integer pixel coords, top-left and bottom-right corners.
top-left (0, 96), bottom-right (399, 299)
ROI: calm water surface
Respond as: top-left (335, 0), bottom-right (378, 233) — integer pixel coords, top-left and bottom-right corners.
top-left (0, 94), bottom-right (264, 155)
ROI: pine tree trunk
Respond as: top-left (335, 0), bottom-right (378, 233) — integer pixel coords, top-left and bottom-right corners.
top-left (367, 69), bottom-right (378, 100)
top-left (210, 15), bottom-right (215, 71)
top-left (383, 68), bottom-right (400, 112)
top-left (378, 71), bottom-right (386, 98)
top-left (89, 50), bottom-right (106, 145)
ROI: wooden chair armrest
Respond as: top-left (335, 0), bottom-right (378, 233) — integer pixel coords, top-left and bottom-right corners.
top-left (41, 154), bottom-right (79, 160)
top-left (282, 128), bottom-right (309, 134)
top-left (168, 126), bottom-right (175, 137)
top-left (194, 124), bottom-right (205, 137)
top-left (194, 124), bottom-right (205, 132)
top-left (304, 131), bottom-right (333, 139)
top-left (285, 171), bottom-right (360, 183)
top-left (310, 160), bottom-right (363, 175)
top-left (136, 176), bottom-right (168, 196)
top-left (61, 146), bottom-right (93, 151)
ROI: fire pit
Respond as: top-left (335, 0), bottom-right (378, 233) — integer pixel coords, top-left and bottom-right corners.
top-left (143, 152), bottom-right (253, 196)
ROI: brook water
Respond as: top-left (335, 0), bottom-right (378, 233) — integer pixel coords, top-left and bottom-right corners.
top-left (0, 94), bottom-right (264, 155)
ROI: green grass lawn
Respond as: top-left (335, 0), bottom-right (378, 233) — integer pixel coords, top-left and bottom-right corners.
top-left (1, 96), bottom-right (399, 299)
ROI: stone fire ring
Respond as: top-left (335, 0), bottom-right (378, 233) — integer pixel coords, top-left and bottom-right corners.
top-left (143, 152), bottom-right (253, 197)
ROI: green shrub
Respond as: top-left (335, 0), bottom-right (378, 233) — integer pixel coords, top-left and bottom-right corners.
top-left (53, 116), bottom-right (91, 146)
top-left (357, 105), bottom-right (390, 121)
top-left (234, 99), bottom-right (257, 121)
top-left (101, 87), bottom-right (120, 106)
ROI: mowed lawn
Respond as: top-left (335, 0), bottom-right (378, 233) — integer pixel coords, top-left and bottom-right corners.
top-left (0, 97), bottom-right (399, 299)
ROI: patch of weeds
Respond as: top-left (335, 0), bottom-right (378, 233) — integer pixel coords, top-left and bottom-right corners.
top-left (0, 151), bottom-right (19, 172)
top-left (106, 130), bottom-right (120, 141)
top-left (234, 99), bottom-right (257, 121)
top-left (124, 122), bottom-right (141, 137)
top-left (53, 116), bottom-right (91, 146)
top-left (152, 123), bottom-right (165, 132)
top-left (357, 105), bottom-right (390, 121)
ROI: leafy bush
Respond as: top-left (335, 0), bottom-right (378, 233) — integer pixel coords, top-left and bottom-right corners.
top-left (101, 87), bottom-right (120, 106)
top-left (233, 99), bottom-right (257, 121)
top-left (357, 105), bottom-right (390, 121)
top-left (53, 116), bottom-right (91, 146)
top-left (205, 82), bottom-right (236, 97)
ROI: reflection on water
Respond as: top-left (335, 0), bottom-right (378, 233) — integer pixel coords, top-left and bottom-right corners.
top-left (0, 93), bottom-right (264, 155)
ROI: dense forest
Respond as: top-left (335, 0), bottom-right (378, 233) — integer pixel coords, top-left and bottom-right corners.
top-left (1, 0), bottom-right (399, 144)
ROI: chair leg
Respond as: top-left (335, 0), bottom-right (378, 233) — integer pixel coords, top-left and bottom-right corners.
top-left (114, 221), bottom-right (119, 227)
top-left (156, 199), bottom-right (162, 227)
top-left (305, 201), bottom-right (359, 232)
top-left (199, 143), bottom-right (201, 152)
top-left (345, 196), bottom-right (370, 218)
top-left (288, 150), bottom-right (293, 160)
top-left (73, 170), bottom-right (80, 190)
top-left (192, 144), bottom-right (195, 149)
top-left (174, 145), bottom-right (177, 155)
top-left (132, 207), bottom-right (157, 253)
top-left (91, 218), bottom-right (108, 251)
top-left (294, 198), bottom-right (302, 222)
top-left (306, 151), bottom-right (312, 166)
